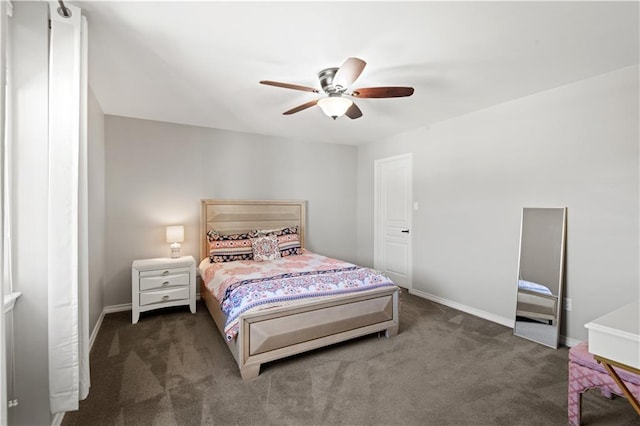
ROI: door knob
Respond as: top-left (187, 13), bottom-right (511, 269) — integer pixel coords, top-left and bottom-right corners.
top-left (401, 229), bottom-right (410, 233)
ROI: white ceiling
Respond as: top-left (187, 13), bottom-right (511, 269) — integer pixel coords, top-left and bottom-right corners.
top-left (76, 1), bottom-right (639, 146)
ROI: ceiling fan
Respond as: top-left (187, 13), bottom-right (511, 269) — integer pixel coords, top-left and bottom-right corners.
top-left (260, 57), bottom-right (414, 120)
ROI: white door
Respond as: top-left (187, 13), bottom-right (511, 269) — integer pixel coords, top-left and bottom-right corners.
top-left (374, 154), bottom-right (412, 289)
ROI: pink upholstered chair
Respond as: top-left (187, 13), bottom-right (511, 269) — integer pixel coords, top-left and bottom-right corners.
top-left (568, 341), bottom-right (640, 425)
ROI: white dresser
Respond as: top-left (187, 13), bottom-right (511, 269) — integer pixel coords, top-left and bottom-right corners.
top-left (585, 300), bottom-right (640, 416)
top-left (131, 256), bottom-right (196, 324)
top-left (585, 300), bottom-right (640, 370)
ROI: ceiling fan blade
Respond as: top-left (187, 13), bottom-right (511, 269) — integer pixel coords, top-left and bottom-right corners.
top-left (351, 86), bottom-right (414, 98)
top-left (283, 99), bottom-right (319, 115)
top-left (333, 57), bottom-right (367, 90)
top-left (345, 102), bottom-right (363, 120)
top-left (260, 80), bottom-right (319, 93)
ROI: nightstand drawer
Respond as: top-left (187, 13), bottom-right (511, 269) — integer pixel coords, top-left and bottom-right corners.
top-left (139, 272), bottom-right (189, 291)
top-left (140, 266), bottom-right (191, 278)
top-left (139, 286), bottom-right (189, 306)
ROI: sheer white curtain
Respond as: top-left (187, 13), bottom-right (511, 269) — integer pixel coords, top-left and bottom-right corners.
top-left (47, 2), bottom-right (90, 413)
top-left (0, 1), bottom-right (8, 423)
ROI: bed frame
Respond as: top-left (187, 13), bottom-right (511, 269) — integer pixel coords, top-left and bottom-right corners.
top-left (516, 290), bottom-right (558, 324)
top-left (199, 199), bottom-right (400, 379)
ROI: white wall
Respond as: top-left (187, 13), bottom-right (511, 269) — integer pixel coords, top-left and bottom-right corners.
top-left (88, 88), bottom-right (106, 333)
top-left (9, 2), bottom-right (52, 424)
top-left (357, 65), bottom-right (639, 343)
top-left (104, 116), bottom-right (358, 307)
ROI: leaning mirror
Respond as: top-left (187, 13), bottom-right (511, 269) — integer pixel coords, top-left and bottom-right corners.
top-left (513, 207), bottom-right (567, 348)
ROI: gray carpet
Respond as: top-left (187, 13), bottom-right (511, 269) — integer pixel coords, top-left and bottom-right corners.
top-left (62, 291), bottom-right (638, 425)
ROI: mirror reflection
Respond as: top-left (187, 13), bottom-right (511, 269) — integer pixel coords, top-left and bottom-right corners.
top-left (514, 207), bottom-right (567, 348)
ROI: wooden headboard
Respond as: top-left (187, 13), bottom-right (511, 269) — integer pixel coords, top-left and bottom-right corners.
top-left (200, 199), bottom-right (306, 262)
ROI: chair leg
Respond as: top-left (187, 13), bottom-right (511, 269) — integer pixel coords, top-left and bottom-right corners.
top-left (568, 362), bottom-right (583, 426)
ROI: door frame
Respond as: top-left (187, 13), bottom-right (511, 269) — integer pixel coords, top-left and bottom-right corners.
top-left (373, 153), bottom-right (413, 290)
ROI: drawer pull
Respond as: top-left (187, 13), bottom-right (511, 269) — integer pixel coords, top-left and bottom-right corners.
top-left (162, 281), bottom-right (169, 286)
top-left (162, 295), bottom-right (170, 301)
top-left (162, 270), bottom-right (170, 276)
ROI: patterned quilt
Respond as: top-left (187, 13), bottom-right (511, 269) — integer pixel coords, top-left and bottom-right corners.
top-left (199, 251), bottom-right (396, 341)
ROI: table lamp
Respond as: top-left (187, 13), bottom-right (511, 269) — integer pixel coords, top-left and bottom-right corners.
top-left (166, 225), bottom-right (184, 258)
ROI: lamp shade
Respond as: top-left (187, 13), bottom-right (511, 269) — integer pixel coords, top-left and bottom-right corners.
top-left (166, 225), bottom-right (184, 243)
top-left (317, 96), bottom-right (353, 119)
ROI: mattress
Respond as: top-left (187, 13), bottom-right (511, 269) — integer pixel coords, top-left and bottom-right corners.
top-left (199, 250), bottom-right (396, 341)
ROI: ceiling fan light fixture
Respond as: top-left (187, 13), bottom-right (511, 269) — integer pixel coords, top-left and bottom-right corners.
top-left (317, 96), bottom-right (353, 120)
top-left (260, 56), bottom-right (414, 120)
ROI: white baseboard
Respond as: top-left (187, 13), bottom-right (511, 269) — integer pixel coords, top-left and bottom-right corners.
top-left (103, 302), bottom-right (132, 314)
top-left (408, 288), bottom-right (579, 347)
top-left (88, 310), bottom-right (105, 351)
top-left (409, 288), bottom-right (514, 328)
top-left (409, 290), bottom-right (580, 348)
top-left (89, 294), bottom-right (201, 350)
top-left (88, 303), bottom-right (131, 355)
top-left (51, 412), bottom-right (64, 426)
top-left (561, 335), bottom-right (580, 347)
top-left (101, 294), bottom-right (201, 317)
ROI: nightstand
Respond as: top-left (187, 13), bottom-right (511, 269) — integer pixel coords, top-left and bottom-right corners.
top-left (131, 256), bottom-right (196, 324)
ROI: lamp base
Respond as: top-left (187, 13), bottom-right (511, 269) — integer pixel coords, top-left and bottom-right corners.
top-left (170, 242), bottom-right (181, 258)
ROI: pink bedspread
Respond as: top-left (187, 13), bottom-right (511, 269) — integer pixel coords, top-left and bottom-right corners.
top-left (199, 251), bottom-right (396, 341)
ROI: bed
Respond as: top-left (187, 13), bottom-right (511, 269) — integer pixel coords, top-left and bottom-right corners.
top-left (199, 199), bottom-right (400, 380)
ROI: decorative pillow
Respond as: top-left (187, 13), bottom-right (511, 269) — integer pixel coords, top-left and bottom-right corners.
top-left (250, 227), bottom-right (285, 237)
top-left (207, 230), bottom-right (253, 263)
top-left (276, 233), bottom-right (303, 257)
top-left (250, 226), bottom-right (298, 237)
top-left (251, 235), bottom-right (281, 262)
top-left (250, 226), bottom-right (303, 256)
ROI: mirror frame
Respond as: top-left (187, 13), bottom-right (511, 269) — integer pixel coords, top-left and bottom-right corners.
top-left (513, 207), bottom-right (567, 348)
